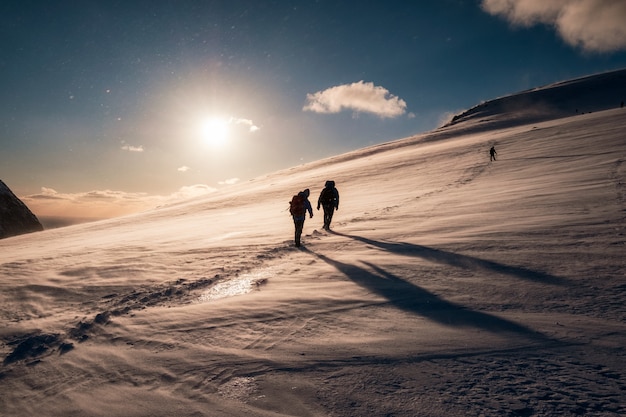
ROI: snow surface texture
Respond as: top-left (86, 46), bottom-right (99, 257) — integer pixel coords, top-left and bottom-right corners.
top-left (1, 70), bottom-right (625, 416)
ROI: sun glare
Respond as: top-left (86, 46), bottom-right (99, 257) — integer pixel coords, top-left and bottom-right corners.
top-left (199, 117), bottom-right (230, 146)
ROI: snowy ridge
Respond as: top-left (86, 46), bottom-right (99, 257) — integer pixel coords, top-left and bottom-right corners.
top-left (447, 67), bottom-right (626, 130)
top-left (1, 71), bottom-right (626, 416)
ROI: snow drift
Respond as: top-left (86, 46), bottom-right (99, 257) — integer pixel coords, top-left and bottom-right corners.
top-left (1, 69), bottom-right (625, 417)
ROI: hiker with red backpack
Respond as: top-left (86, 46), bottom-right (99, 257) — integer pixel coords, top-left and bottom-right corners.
top-left (317, 180), bottom-right (339, 231)
top-left (289, 188), bottom-right (313, 247)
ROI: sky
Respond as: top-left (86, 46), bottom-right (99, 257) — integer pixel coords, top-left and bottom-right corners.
top-left (2, 0), bottom-right (626, 221)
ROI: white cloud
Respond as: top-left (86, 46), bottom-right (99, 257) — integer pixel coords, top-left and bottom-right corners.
top-left (481, 0), bottom-right (626, 53)
top-left (178, 166), bottom-right (191, 172)
top-left (230, 117), bottom-right (260, 132)
top-left (218, 178), bottom-right (240, 185)
top-left (121, 144), bottom-right (144, 152)
top-left (303, 81), bottom-right (407, 118)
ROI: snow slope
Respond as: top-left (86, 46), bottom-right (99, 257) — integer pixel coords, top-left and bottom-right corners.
top-left (1, 71), bottom-right (625, 416)
top-left (447, 67), bottom-right (626, 131)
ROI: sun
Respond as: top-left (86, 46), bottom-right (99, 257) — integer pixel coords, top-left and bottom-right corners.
top-left (199, 117), bottom-right (230, 146)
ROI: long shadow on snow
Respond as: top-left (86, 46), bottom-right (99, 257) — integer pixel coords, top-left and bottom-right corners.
top-left (331, 231), bottom-right (569, 286)
top-left (303, 248), bottom-right (546, 340)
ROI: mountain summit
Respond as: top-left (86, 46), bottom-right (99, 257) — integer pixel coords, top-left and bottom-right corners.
top-left (447, 68), bottom-right (626, 130)
top-left (0, 180), bottom-right (43, 239)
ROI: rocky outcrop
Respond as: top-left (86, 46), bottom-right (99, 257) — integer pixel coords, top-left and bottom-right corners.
top-left (0, 180), bottom-right (43, 239)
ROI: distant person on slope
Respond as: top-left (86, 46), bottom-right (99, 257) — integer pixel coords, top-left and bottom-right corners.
top-left (289, 189), bottom-right (313, 247)
top-left (490, 146), bottom-right (497, 161)
top-left (317, 180), bottom-right (340, 231)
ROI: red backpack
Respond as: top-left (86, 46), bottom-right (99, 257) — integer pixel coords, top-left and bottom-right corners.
top-left (289, 194), bottom-right (305, 216)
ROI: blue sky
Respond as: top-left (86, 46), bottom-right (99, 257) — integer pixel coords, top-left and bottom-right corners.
top-left (2, 0), bottom-right (626, 220)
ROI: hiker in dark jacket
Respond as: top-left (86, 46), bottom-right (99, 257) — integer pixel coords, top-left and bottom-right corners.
top-left (490, 146), bottom-right (497, 161)
top-left (289, 188), bottom-right (313, 247)
top-left (317, 180), bottom-right (340, 230)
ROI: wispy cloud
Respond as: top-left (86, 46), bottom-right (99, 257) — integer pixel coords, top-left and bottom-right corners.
top-left (23, 185), bottom-right (217, 219)
top-left (24, 187), bottom-right (152, 218)
top-left (303, 81), bottom-right (407, 118)
top-left (437, 110), bottom-right (462, 127)
top-left (178, 166), bottom-right (191, 172)
top-left (231, 117), bottom-right (260, 132)
top-left (169, 184), bottom-right (218, 200)
top-left (218, 178), bottom-right (240, 185)
top-left (121, 144), bottom-right (144, 152)
top-left (481, 0), bottom-right (626, 53)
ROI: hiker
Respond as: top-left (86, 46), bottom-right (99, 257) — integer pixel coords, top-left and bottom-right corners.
top-left (317, 180), bottom-right (340, 230)
top-left (490, 146), bottom-right (497, 161)
top-left (289, 188), bottom-right (313, 247)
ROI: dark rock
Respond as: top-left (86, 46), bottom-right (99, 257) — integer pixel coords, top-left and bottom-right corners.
top-left (3, 333), bottom-right (61, 365)
top-left (0, 180), bottom-right (43, 239)
top-left (59, 342), bottom-right (75, 354)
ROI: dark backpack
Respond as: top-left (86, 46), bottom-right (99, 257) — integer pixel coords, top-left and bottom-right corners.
top-left (319, 187), bottom-right (336, 205)
top-left (289, 194), bottom-right (305, 216)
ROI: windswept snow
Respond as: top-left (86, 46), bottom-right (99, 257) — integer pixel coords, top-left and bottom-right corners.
top-left (447, 68), bottom-right (626, 131)
top-left (1, 71), bottom-right (626, 416)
